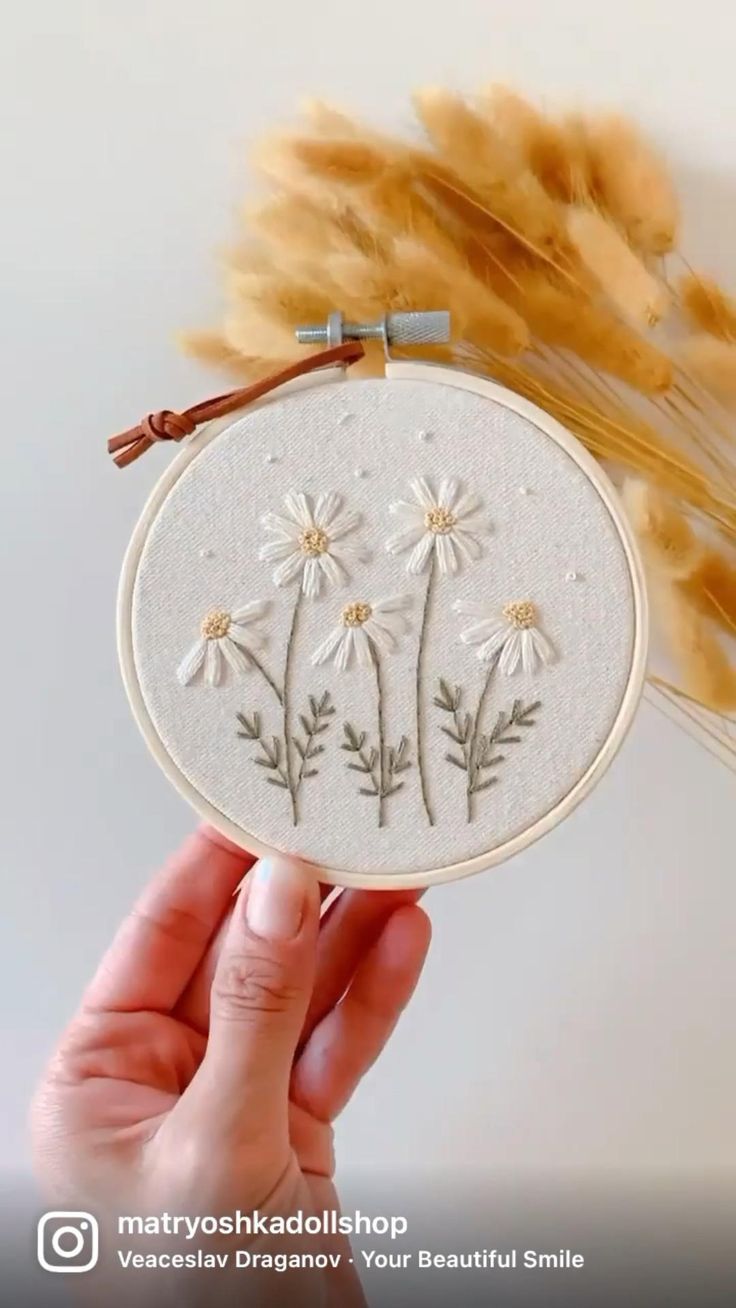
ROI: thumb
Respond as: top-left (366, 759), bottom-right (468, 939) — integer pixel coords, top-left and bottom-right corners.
top-left (188, 855), bottom-right (320, 1143)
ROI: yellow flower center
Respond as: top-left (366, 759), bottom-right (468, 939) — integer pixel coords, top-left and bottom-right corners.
top-left (200, 608), bottom-right (231, 640)
top-left (299, 526), bottom-right (329, 557)
top-left (424, 506), bottom-right (457, 535)
top-left (342, 601), bottom-right (372, 627)
top-left (502, 600), bottom-right (536, 630)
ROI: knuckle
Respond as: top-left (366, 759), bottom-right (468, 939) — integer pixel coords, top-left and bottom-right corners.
top-left (213, 951), bottom-right (299, 1018)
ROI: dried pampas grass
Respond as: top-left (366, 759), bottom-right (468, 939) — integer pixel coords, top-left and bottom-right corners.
top-left (184, 84), bottom-right (736, 740)
top-left (583, 114), bottom-right (680, 254)
top-left (566, 206), bottom-right (669, 329)
top-left (679, 272), bottom-right (736, 341)
top-left (481, 86), bottom-right (590, 205)
top-left (625, 481), bottom-right (736, 712)
top-left (680, 335), bottom-right (736, 406)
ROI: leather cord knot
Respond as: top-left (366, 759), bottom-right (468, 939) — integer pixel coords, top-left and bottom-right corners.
top-left (141, 410), bottom-right (196, 443)
top-left (107, 340), bottom-right (365, 469)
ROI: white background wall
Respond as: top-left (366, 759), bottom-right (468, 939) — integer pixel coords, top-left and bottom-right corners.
top-left (2, 0), bottom-right (735, 1181)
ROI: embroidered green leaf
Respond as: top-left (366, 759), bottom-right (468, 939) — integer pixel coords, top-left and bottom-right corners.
top-left (292, 689), bottom-right (334, 791)
top-left (236, 711), bottom-right (260, 740)
top-left (470, 776), bottom-right (498, 795)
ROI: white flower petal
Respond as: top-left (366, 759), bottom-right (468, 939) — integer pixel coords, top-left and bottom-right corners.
top-left (231, 600), bottom-right (269, 624)
top-left (409, 477), bottom-right (436, 511)
top-left (318, 552), bottom-right (345, 588)
top-left (364, 618), bottom-right (397, 654)
top-left (407, 532), bottom-right (435, 574)
top-left (354, 627), bottom-right (374, 668)
top-left (453, 491), bottom-right (482, 520)
top-left (260, 538), bottom-right (297, 562)
top-left (370, 612), bottom-right (406, 640)
top-left (314, 491), bottom-right (342, 528)
top-left (460, 620), bottom-right (499, 646)
top-left (204, 640), bottom-right (223, 686)
top-left (335, 627), bottom-right (354, 672)
top-left (499, 630), bottom-right (523, 676)
top-left (438, 478), bottom-right (460, 510)
top-left (177, 637), bottom-right (207, 685)
top-left (328, 508), bottom-right (361, 540)
top-left (312, 625), bottom-right (345, 666)
top-left (273, 551), bottom-right (305, 587)
top-left (228, 623), bottom-right (265, 651)
top-left (302, 556), bottom-right (322, 598)
top-left (520, 629), bottom-right (538, 674)
top-left (385, 524), bottom-right (425, 556)
top-left (283, 492), bottom-right (314, 528)
top-left (373, 594), bottom-right (412, 614)
top-left (435, 533), bottom-right (457, 575)
top-left (261, 511), bottom-right (301, 540)
top-left (453, 599), bottom-right (488, 617)
top-left (530, 627), bottom-right (555, 667)
top-left (454, 515), bottom-right (487, 535)
top-left (452, 529), bottom-right (483, 563)
top-left (477, 628), bottom-right (511, 663)
top-left (220, 638), bottom-right (252, 675)
top-left (389, 500), bottom-right (426, 523)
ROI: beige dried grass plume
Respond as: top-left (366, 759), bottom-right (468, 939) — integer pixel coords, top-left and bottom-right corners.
top-left (184, 85), bottom-right (736, 735)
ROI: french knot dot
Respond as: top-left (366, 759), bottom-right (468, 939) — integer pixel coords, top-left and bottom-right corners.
top-left (141, 410), bottom-right (196, 443)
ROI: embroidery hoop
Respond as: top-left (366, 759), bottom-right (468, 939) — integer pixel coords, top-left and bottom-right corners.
top-left (118, 359), bottom-right (648, 890)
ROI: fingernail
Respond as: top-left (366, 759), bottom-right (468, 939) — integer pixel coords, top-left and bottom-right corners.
top-left (245, 858), bottom-right (306, 940)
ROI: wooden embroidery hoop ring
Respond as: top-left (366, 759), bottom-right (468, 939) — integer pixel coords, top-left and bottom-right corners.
top-left (118, 359), bottom-right (649, 890)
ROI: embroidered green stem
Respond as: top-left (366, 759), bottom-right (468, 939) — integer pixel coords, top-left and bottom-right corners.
top-left (374, 650), bottom-right (387, 829)
top-left (293, 692), bottom-right (335, 793)
top-left (282, 588), bottom-right (303, 826)
top-left (342, 648), bottom-right (411, 828)
top-left (235, 713), bottom-right (290, 790)
top-left (435, 676), bottom-right (541, 822)
top-left (415, 555), bottom-right (436, 827)
top-left (466, 652), bottom-right (501, 821)
top-left (247, 650), bottom-right (283, 706)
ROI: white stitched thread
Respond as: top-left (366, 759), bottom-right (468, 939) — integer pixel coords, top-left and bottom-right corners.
top-left (311, 594), bottom-right (413, 671)
top-left (454, 598), bottom-right (555, 675)
top-left (177, 600), bottom-right (270, 687)
top-left (259, 491), bottom-right (366, 598)
top-left (385, 476), bottom-right (488, 576)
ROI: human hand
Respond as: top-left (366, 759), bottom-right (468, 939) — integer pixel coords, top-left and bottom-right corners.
top-left (31, 827), bottom-right (431, 1305)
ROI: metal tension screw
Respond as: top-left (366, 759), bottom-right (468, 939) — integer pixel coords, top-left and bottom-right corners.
top-left (295, 309), bottom-right (450, 350)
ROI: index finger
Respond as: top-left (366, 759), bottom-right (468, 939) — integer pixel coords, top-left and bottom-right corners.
top-left (83, 825), bottom-right (254, 1014)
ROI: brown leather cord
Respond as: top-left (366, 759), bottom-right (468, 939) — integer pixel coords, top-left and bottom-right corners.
top-left (107, 340), bottom-right (366, 468)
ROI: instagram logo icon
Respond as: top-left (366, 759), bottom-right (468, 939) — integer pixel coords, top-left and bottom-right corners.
top-left (37, 1212), bottom-right (99, 1273)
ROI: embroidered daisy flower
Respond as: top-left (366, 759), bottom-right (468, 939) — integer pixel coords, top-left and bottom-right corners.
top-left (260, 491), bottom-right (364, 599)
top-left (311, 596), bottom-right (412, 672)
top-left (385, 477), bottom-right (487, 576)
top-left (455, 599), bottom-right (555, 675)
top-left (177, 601), bottom-right (270, 687)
